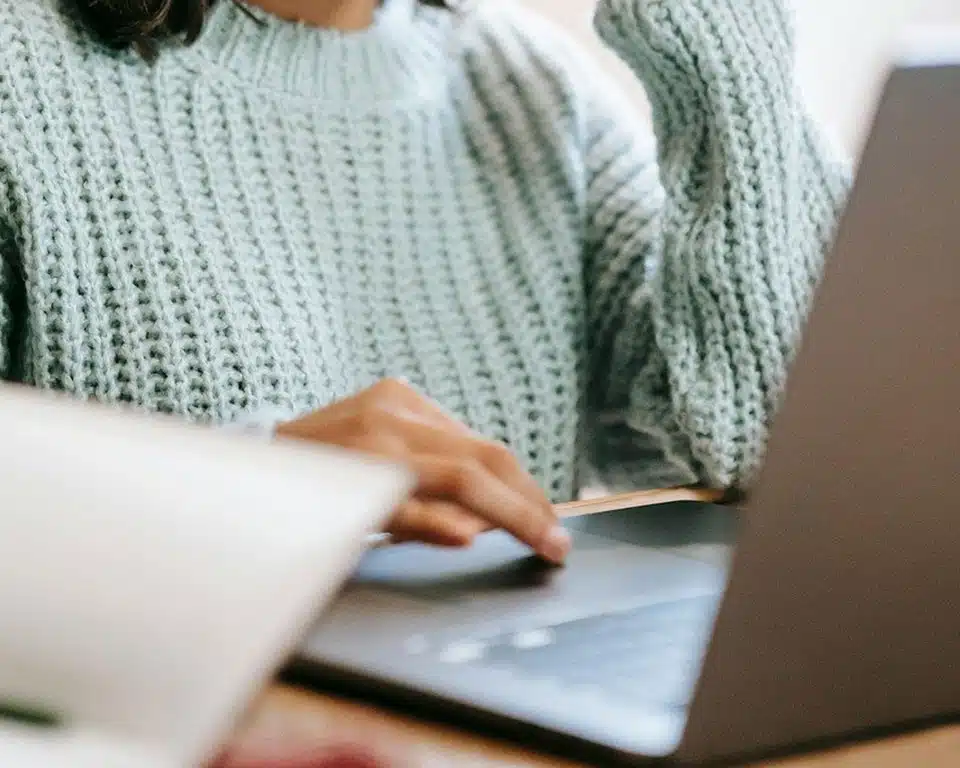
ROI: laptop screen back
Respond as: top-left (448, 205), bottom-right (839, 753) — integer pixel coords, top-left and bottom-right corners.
top-left (679, 59), bottom-right (960, 762)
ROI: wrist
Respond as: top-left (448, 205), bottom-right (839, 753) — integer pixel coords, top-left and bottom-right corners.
top-left (273, 420), bottom-right (300, 441)
top-left (222, 407), bottom-right (291, 441)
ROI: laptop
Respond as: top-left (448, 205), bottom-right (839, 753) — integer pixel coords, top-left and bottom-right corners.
top-left (0, 386), bottom-right (412, 767)
top-left (290, 34), bottom-right (960, 766)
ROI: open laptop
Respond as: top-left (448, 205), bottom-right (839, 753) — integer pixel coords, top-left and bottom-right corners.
top-left (290, 34), bottom-right (960, 766)
top-left (0, 386), bottom-right (412, 767)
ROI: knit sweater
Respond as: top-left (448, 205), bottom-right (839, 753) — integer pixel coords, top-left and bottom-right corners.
top-left (0, 0), bottom-right (848, 501)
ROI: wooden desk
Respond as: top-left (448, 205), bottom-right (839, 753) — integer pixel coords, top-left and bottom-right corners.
top-left (240, 686), bottom-right (960, 767)
top-left (232, 489), bottom-right (960, 767)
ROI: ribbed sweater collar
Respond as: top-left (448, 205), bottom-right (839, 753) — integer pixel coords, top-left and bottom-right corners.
top-left (184, 0), bottom-right (451, 105)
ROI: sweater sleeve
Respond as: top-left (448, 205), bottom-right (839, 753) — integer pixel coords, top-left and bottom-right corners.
top-left (0, 238), bottom-right (15, 380)
top-left (0, 169), bottom-right (18, 381)
top-left (583, 0), bottom-right (850, 490)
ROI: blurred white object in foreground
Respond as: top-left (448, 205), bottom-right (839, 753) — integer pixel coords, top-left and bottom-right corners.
top-left (0, 385), bottom-right (412, 767)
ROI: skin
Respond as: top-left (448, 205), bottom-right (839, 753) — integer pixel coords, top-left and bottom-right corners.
top-left (245, 0), bottom-right (380, 30)
top-left (209, 5), bottom-right (567, 766)
top-left (250, 0), bottom-right (571, 566)
top-left (277, 380), bottom-right (571, 564)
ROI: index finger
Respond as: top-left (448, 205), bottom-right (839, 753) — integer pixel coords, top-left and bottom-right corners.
top-left (375, 381), bottom-right (554, 517)
top-left (412, 454), bottom-right (571, 564)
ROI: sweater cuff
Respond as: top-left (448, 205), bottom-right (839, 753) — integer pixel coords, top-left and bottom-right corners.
top-left (219, 407), bottom-right (291, 441)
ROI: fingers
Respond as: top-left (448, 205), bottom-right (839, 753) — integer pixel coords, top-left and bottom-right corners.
top-left (411, 454), bottom-right (570, 564)
top-left (471, 438), bottom-right (554, 519)
top-left (333, 406), bottom-right (553, 521)
top-left (382, 385), bottom-right (559, 526)
top-left (344, 414), bottom-right (566, 560)
top-left (276, 377), bottom-right (567, 560)
top-left (388, 499), bottom-right (487, 547)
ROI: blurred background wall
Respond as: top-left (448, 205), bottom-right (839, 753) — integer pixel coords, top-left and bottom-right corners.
top-left (517, 0), bottom-right (960, 154)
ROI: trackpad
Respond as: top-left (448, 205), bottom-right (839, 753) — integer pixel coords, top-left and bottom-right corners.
top-left (351, 525), bottom-right (727, 631)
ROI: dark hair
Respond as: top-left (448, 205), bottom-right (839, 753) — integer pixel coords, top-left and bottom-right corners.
top-left (68, 0), bottom-right (452, 59)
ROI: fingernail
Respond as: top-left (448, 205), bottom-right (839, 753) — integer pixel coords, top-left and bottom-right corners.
top-left (541, 526), bottom-right (572, 564)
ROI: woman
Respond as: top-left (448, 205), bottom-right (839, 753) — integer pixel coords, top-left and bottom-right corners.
top-left (0, 0), bottom-right (848, 561)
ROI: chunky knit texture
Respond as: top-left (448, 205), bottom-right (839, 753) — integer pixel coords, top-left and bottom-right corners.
top-left (0, 0), bottom-right (848, 500)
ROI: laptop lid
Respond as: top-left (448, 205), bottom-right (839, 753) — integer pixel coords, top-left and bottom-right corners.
top-left (0, 385), bottom-right (413, 767)
top-left (678, 41), bottom-right (960, 763)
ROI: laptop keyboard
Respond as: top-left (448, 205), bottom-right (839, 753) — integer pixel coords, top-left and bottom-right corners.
top-left (437, 595), bottom-right (719, 708)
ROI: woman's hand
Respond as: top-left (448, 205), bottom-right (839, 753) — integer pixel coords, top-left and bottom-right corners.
top-left (275, 379), bottom-right (571, 564)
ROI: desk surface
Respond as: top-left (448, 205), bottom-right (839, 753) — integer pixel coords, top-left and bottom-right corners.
top-left (237, 489), bottom-right (959, 767)
top-left (243, 686), bottom-right (960, 767)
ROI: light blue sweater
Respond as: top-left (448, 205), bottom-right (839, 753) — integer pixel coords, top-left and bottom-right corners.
top-left (0, 0), bottom-right (848, 500)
